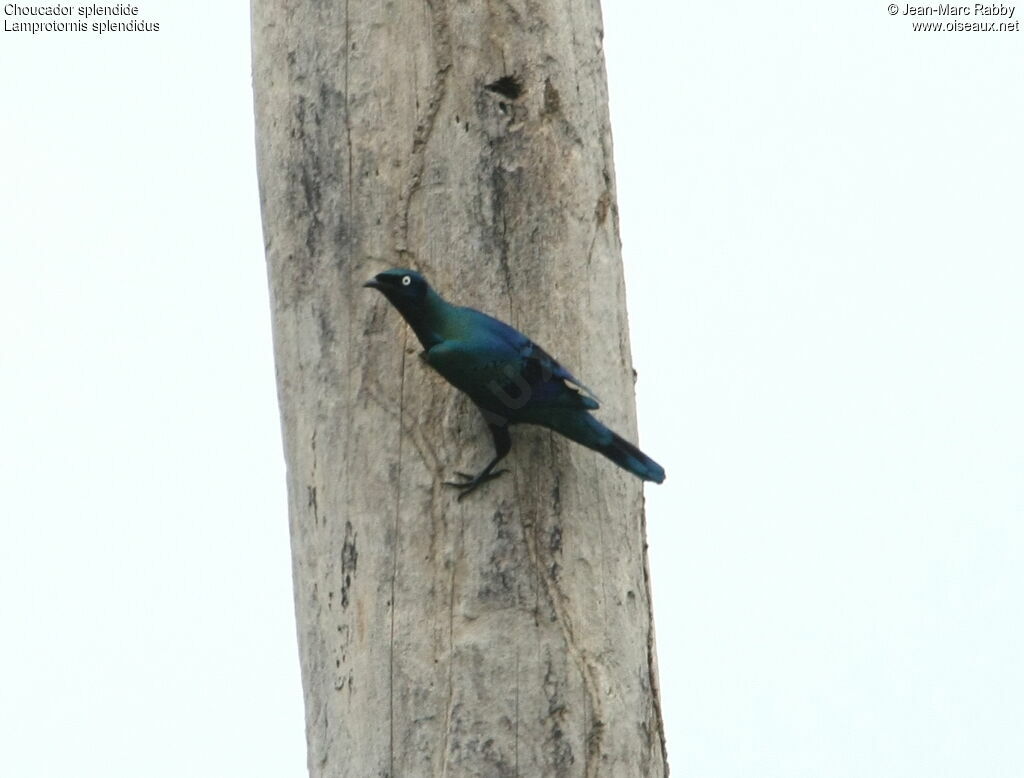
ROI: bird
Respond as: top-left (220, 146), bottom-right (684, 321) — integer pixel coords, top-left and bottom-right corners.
top-left (365, 268), bottom-right (665, 498)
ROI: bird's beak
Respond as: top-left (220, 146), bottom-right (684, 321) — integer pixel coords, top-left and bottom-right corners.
top-left (363, 277), bottom-right (382, 290)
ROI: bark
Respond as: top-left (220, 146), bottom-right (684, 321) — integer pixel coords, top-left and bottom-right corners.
top-left (251, 0), bottom-right (667, 775)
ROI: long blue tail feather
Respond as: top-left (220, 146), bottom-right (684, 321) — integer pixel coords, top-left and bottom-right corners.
top-left (540, 411), bottom-right (666, 483)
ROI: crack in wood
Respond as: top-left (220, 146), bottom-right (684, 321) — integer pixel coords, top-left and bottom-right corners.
top-left (439, 497), bottom-right (461, 776)
top-left (308, 428), bottom-right (321, 526)
top-left (344, 0), bottom-right (353, 210)
top-left (640, 514), bottom-right (669, 771)
top-left (521, 508), bottom-right (605, 777)
top-left (396, 0), bottom-right (453, 256)
top-left (388, 328), bottom-right (409, 778)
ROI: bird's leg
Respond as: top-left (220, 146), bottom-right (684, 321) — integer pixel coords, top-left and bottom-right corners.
top-left (445, 422), bottom-right (511, 500)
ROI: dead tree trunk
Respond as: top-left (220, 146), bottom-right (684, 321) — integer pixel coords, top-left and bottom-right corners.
top-left (252, 0), bottom-right (667, 775)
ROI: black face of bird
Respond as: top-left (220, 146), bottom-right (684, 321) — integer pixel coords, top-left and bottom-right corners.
top-left (364, 268), bottom-right (431, 316)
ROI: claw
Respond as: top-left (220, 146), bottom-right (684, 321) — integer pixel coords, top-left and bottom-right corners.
top-left (442, 423), bottom-right (511, 500)
top-left (444, 469), bottom-right (507, 499)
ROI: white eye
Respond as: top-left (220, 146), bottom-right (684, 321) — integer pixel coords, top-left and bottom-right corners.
top-left (401, 275), bottom-right (412, 286)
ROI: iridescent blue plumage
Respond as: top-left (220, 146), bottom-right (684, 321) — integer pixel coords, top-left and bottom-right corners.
top-left (365, 269), bottom-right (665, 497)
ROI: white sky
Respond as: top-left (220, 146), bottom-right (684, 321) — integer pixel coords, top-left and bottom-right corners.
top-left (2, 1), bottom-right (1021, 776)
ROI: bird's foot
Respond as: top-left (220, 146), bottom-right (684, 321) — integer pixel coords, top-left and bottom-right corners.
top-left (444, 469), bottom-right (507, 500)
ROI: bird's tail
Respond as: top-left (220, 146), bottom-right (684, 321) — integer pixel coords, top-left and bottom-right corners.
top-left (542, 411), bottom-right (666, 484)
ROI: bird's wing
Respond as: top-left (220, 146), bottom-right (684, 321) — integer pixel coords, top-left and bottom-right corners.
top-left (460, 307), bottom-right (601, 411)
top-left (424, 335), bottom-right (517, 387)
top-left (519, 341), bottom-right (600, 408)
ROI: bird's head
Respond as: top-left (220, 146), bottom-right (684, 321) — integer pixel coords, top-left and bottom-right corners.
top-left (364, 268), bottom-right (443, 348)
top-left (364, 267), bottom-right (430, 300)
top-left (364, 268), bottom-right (433, 316)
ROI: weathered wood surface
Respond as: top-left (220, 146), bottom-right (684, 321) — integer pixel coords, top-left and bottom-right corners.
top-left (252, 0), bottom-right (667, 774)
